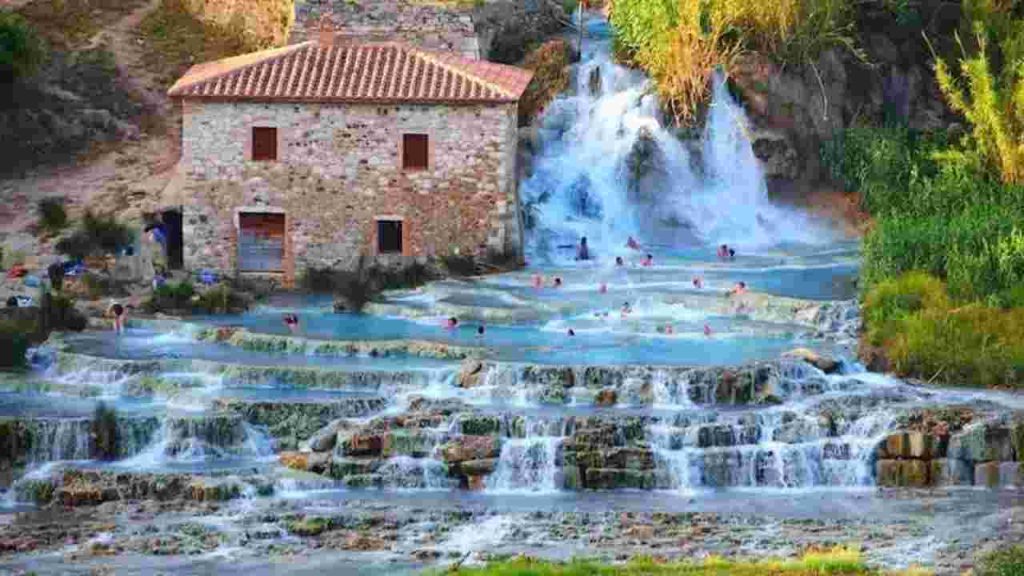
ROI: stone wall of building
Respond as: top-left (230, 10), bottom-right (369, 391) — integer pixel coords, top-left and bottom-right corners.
top-left (293, 0), bottom-right (480, 58)
top-left (291, 0), bottom-right (569, 63)
top-left (180, 100), bottom-right (521, 281)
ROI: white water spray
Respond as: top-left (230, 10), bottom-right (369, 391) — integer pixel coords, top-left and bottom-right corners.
top-left (521, 16), bottom-right (832, 263)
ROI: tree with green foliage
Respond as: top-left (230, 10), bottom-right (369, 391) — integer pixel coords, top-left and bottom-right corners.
top-left (0, 11), bottom-right (45, 82)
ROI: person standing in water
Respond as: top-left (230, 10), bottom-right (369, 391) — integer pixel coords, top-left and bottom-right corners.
top-left (532, 274), bottom-right (544, 289)
top-left (641, 253), bottom-right (653, 267)
top-left (692, 276), bottom-right (704, 289)
top-left (576, 236), bottom-right (590, 261)
top-left (108, 302), bottom-right (126, 334)
top-left (626, 236), bottom-right (641, 250)
top-left (615, 256), bottom-right (624, 267)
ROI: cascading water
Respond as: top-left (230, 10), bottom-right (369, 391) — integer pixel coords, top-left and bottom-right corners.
top-left (521, 16), bottom-right (832, 263)
top-left (487, 417), bottom-right (566, 493)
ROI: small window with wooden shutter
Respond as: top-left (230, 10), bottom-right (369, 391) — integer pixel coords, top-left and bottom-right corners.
top-left (402, 134), bottom-right (428, 170)
top-left (377, 220), bottom-right (403, 254)
top-left (252, 127), bottom-right (278, 161)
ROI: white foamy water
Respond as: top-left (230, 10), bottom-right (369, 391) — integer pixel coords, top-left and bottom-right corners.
top-left (521, 17), bottom-right (833, 264)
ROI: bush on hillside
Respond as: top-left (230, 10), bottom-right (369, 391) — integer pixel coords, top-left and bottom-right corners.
top-left (36, 197), bottom-right (68, 236)
top-left (519, 40), bottom-right (571, 126)
top-left (611, 0), bottom-right (857, 123)
top-left (0, 320), bottom-right (30, 369)
top-left (0, 11), bottom-right (45, 82)
top-left (863, 273), bottom-right (1024, 388)
top-left (55, 211), bottom-right (134, 260)
top-left (142, 0), bottom-right (294, 85)
top-left (977, 545), bottom-right (1024, 576)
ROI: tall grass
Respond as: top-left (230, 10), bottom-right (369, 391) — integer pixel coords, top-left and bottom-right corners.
top-left (611, 0), bottom-right (856, 123)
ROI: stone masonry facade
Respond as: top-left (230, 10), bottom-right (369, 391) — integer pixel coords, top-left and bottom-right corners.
top-left (180, 100), bottom-right (522, 282)
top-left (293, 0), bottom-right (481, 58)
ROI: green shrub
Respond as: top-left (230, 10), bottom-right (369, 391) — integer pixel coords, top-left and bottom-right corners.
top-left (863, 271), bottom-right (949, 340)
top-left (0, 320), bottom-right (29, 369)
top-left (861, 206), bottom-right (1024, 291)
top-left (863, 273), bottom-right (1024, 388)
top-left (39, 289), bottom-right (86, 333)
top-left (440, 253), bottom-right (478, 277)
top-left (302, 263), bottom-right (435, 312)
top-left (195, 284), bottom-right (248, 314)
top-left (79, 272), bottom-right (128, 299)
top-left (36, 197), bottom-right (68, 236)
top-left (977, 545), bottom-right (1024, 576)
top-left (144, 280), bottom-right (195, 313)
top-left (144, 281), bottom-right (248, 315)
top-left (55, 211), bottom-right (134, 260)
top-left (0, 10), bottom-right (46, 81)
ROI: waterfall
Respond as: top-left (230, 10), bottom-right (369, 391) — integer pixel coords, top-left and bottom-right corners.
top-left (520, 15), bottom-right (832, 263)
top-left (486, 417), bottom-right (565, 493)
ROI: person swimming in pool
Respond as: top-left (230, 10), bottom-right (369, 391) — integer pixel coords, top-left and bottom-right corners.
top-left (620, 301), bottom-right (632, 317)
top-left (626, 236), bottom-right (640, 250)
top-left (615, 256), bottom-right (624, 267)
top-left (704, 323), bottom-right (713, 337)
top-left (445, 317), bottom-right (459, 330)
top-left (552, 277), bottom-right (563, 288)
top-left (283, 313), bottom-right (299, 333)
top-left (692, 276), bottom-right (704, 289)
top-left (599, 282), bottom-right (608, 294)
top-left (727, 281), bottom-right (748, 297)
top-left (532, 274), bottom-right (544, 289)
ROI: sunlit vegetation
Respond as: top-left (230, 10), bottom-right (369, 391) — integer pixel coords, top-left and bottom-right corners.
top-left (140, 0), bottom-right (293, 84)
top-left (443, 549), bottom-right (928, 575)
top-left (933, 0), bottom-right (1024, 185)
top-left (610, 0), bottom-right (857, 123)
top-left (825, 4), bottom-right (1024, 388)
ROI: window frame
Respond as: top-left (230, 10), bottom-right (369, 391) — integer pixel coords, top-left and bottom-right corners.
top-left (376, 218), bottom-right (404, 255)
top-left (251, 126), bottom-right (279, 162)
top-left (401, 133), bottom-right (429, 171)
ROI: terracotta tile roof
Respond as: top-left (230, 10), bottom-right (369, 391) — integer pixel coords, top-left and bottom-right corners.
top-left (168, 40), bottom-right (534, 104)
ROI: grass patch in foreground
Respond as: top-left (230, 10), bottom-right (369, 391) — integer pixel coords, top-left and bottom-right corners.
top-left (443, 550), bottom-right (927, 575)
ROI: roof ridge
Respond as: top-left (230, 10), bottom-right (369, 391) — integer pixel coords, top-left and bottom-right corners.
top-left (168, 42), bottom-right (311, 97)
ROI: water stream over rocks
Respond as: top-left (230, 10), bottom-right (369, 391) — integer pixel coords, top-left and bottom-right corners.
top-left (2, 13), bottom-right (1024, 574)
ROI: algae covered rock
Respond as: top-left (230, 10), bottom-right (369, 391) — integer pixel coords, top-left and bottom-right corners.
top-left (783, 348), bottom-right (841, 374)
top-left (440, 435), bottom-right (501, 464)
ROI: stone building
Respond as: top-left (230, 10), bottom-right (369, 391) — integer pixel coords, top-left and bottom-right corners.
top-left (167, 24), bottom-right (533, 283)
